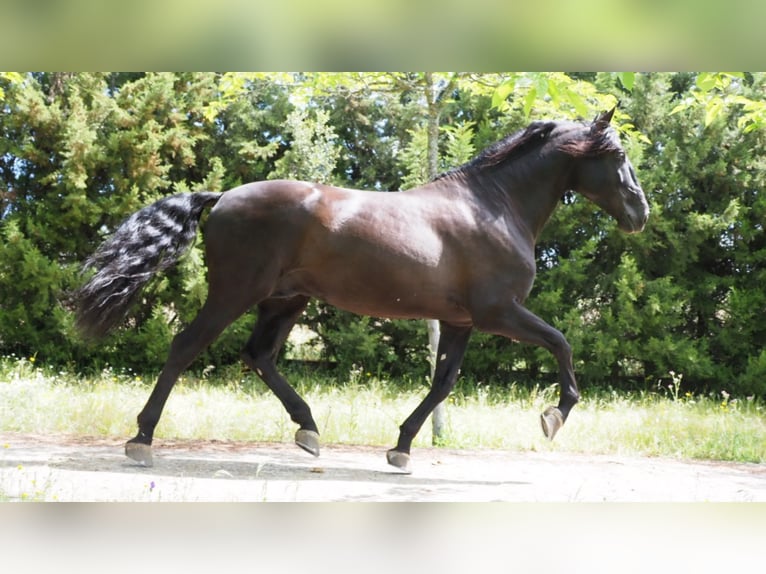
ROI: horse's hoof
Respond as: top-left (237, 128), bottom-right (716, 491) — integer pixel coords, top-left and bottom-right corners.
top-left (540, 406), bottom-right (565, 441)
top-left (386, 449), bottom-right (412, 474)
top-left (125, 442), bottom-right (153, 467)
top-left (295, 429), bottom-right (320, 457)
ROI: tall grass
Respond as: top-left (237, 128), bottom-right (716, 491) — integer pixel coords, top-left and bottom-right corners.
top-left (1, 356), bottom-right (764, 463)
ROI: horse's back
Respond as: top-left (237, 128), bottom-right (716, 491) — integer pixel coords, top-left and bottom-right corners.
top-left (211, 179), bottom-right (336, 217)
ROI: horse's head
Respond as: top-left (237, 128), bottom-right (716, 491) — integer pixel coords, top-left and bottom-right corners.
top-left (565, 108), bottom-right (649, 234)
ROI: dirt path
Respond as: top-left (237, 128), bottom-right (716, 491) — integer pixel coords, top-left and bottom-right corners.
top-left (1, 432), bottom-right (764, 501)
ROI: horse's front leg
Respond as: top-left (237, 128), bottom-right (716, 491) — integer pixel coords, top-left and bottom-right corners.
top-left (474, 299), bottom-right (580, 440)
top-left (387, 322), bottom-right (472, 473)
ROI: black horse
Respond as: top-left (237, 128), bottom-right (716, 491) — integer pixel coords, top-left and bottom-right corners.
top-left (76, 108), bottom-right (648, 472)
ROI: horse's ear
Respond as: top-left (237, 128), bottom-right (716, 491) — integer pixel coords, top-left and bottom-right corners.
top-left (593, 107), bottom-right (616, 127)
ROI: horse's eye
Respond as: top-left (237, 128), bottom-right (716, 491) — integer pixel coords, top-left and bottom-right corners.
top-left (616, 151), bottom-right (626, 163)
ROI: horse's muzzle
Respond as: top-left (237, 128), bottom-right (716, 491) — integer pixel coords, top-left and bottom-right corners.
top-left (621, 192), bottom-right (649, 233)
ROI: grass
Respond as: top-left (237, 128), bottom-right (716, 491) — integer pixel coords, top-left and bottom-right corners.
top-left (1, 355), bottom-right (764, 464)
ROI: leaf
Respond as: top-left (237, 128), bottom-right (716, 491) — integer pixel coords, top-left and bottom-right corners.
top-left (547, 79), bottom-right (559, 105)
top-left (722, 199), bottom-right (740, 224)
top-left (534, 75), bottom-right (549, 99)
top-left (704, 99), bottom-right (724, 127)
top-left (523, 86), bottom-right (537, 118)
top-left (565, 89), bottom-right (589, 118)
top-left (695, 72), bottom-right (716, 93)
top-left (617, 72), bottom-right (635, 91)
top-left (491, 79), bottom-right (515, 108)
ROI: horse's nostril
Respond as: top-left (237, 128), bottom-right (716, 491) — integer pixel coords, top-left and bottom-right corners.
top-left (641, 203), bottom-right (650, 225)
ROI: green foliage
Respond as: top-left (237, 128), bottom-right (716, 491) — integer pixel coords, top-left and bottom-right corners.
top-left (268, 107), bottom-right (340, 184)
top-left (1, 72), bottom-right (765, 399)
top-left (670, 72), bottom-right (766, 132)
top-left (298, 302), bottom-right (430, 379)
top-left (398, 125), bottom-right (430, 190)
top-left (441, 121), bottom-right (477, 171)
top-left (491, 72), bottom-right (617, 120)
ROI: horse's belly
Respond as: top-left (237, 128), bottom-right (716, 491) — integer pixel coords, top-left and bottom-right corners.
top-left (333, 295), bottom-right (471, 324)
top-left (290, 267), bottom-right (471, 324)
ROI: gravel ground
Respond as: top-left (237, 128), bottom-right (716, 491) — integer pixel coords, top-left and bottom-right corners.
top-left (2, 432), bottom-right (764, 501)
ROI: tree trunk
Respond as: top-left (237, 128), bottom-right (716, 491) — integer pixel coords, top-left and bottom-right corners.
top-left (427, 318), bottom-right (444, 442)
top-left (424, 73), bottom-right (445, 444)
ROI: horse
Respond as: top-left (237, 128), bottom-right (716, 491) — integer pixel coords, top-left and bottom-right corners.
top-left (75, 108), bottom-right (649, 472)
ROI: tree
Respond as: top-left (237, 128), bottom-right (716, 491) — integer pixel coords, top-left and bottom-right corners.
top-left (2, 72), bottom-right (765, 398)
top-left (0, 73), bottom-right (290, 368)
top-left (626, 72), bottom-right (766, 395)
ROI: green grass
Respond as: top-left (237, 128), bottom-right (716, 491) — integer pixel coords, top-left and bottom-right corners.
top-left (1, 356), bottom-right (764, 463)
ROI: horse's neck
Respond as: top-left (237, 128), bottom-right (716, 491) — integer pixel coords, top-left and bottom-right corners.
top-left (472, 156), bottom-right (572, 241)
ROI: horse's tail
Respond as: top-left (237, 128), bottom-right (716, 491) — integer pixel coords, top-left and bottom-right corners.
top-left (74, 191), bottom-right (223, 339)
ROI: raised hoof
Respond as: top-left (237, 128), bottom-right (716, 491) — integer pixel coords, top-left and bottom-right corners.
top-left (125, 442), bottom-right (153, 467)
top-left (295, 429), bottom-right (320, 457)
top-left (540, 406), bottom-right (565, 441)
top-left (386, 449), bottom-right (412, 474)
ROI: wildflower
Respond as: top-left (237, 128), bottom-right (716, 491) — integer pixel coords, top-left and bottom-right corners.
top-left (149, 481), bottom-right (156, 492)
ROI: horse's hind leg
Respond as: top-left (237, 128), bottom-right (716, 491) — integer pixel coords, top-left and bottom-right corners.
top-left (240, 296), bottom-right (321, 456)
top-left (125, 296), bottom-right (252, 466)
top-left (387, 322), bottom-right (472, 472)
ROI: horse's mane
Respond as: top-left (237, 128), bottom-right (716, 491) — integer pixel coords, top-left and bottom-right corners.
top-left (434, 118), bottom-right (622, 182)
